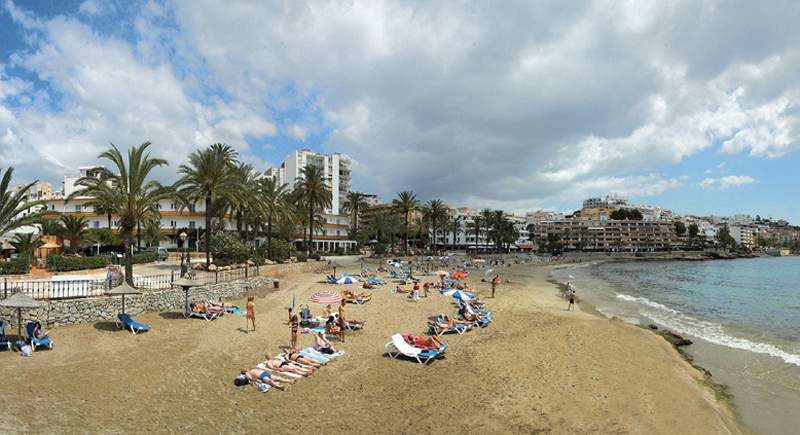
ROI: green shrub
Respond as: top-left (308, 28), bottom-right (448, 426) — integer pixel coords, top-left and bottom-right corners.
top-left (210, 231), bottom-right (250, 265)
top-left (48, 255), bottom-right (109, 272)
top-left (0, 256), bottom-right (31, 274)
top-left (131, 252), bottom-right (156, 264)
top-left (269, 240), bottom-right (292, 262)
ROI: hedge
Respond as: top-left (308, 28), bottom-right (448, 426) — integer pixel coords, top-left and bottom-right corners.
top-left (48, 255), bottom-right (109, 272)
top-left (131, 252), bottom-right (156, 264)
top-left (0, 256), bottom-right (31, 275)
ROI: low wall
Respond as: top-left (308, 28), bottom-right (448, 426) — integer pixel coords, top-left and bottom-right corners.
top-left (0, 260), bottom-right (328, 329)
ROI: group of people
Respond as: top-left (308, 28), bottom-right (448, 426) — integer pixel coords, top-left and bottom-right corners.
top-left (563, 281), bottom-right (577, 311)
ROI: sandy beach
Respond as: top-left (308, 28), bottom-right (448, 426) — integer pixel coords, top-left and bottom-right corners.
top-left (0, 261), bottom-right (742, 434)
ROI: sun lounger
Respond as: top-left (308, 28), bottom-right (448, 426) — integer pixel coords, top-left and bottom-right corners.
top-left (25, 322), bottom-right (53, 351)
top-left (117, 313), bottom-right (150, 334)
top-left (0, 320), bottom-right (11, 350)
top-left (460, 303), bottom-right (492, 327)
top-left (385, 333), bottom-right (442, 365)
top-left (184, 302), bottom-right (221, 321)
top-left (326, 275), bottom-right (339, 284)
top-left (428, 320), bottom-right (471, 336)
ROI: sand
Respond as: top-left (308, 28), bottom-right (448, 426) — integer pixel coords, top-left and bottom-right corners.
top-left (0, 261), bottom-right (742, 434)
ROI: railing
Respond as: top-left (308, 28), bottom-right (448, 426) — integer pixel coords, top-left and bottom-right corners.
top-left (1, 264), bottom-right (264, 300)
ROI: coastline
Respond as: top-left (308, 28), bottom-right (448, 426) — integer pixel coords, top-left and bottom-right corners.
top-left (0, 260), bottom-right (744, 434)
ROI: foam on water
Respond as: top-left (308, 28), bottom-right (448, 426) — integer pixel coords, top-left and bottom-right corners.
top-left (615, 292), bottom-right (800, 367)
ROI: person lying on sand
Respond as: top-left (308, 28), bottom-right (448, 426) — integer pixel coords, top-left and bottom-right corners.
top-left (404, 334), bottom-right (445, 351)
top-left (362, 282), bottom-right (375, 290)
top-left (343, 290), bottom-right (371, 299)
top-left (279, 346), bottom-right (321, 369)
top-left (315, 331), bottom-right (338, 354)
top-left (395, 285), bottom-right (411, 294)
top-left (240, 367), bottom-right (293, 390)
top-left (264, 353), bottom-right (313, 376)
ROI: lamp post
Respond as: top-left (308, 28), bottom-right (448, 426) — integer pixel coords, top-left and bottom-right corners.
top-left (179, 231), bottom-right (188, 277)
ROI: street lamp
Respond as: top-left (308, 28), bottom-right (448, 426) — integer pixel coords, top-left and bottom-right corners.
top-left (179, 231), bottom-right (188, 277)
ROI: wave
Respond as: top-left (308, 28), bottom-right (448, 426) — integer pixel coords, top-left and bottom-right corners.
top-left (615, 293), bottom-right (800, 367)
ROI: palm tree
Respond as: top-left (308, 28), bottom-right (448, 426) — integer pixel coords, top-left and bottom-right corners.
top-left (93, 142), bottom-right (172, 284)
top-left (0, 167), bottom-right (46, 238)
top-left (467, 216), bottom-right (483, 250)
top-left (10, 232), bottom-right (43, 265)
top-left (392, 191), bottom-right (419, 255)
top-left (259, 177), bottom-right (292, 259)
top-left (60, 215), bottom-right (88, 254)
top-left (175, 143), bottom-right (239, 266)
top-left (143, 217), bottom-right (162, 247)
top-left (39, 219), bottom-right (64, 237)
top-left (224, 162), bottom-right (258, 239)
top-left (342, 191), bottom-right (370, 235)
top-left (479, 209), bottom-right (494, 251)
top-left (293, 165), bottom-right (332, 255)
top-left (424, 199), bottom-right (447, 251)
top-left (67, 174), bottom-right (119, 229)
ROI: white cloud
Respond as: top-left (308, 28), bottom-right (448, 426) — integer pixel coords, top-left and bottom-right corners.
top-left (286, 124), bottom-right (309, 142)
top-left (699, 175), bottom-right (756, 189)
top-left (78, 0), bottom-right (102, 15)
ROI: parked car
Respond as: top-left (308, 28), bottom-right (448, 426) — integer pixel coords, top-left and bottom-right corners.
top-left (146, 247), bottom-right (169, 261)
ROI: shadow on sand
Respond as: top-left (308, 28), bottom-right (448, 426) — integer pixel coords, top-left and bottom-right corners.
top-left (93, 321), bottom-right (119, 332)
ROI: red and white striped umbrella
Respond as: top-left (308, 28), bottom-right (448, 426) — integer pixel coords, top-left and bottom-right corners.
top-left (309, 291), bottom-right (342, 304)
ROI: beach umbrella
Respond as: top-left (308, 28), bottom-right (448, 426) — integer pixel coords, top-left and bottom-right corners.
top-left (442, 289), bottom-right (475, 301)
top-left (449, 271), bottom-right (468, 279)
top-left (0, 291), bottom-right (43, 340)
top-left (336, 275), bottom-right (359, 285)
top-left (172, 277), bottom-right (201, 312)
top-left (106, 281), bottom-right (140, 314)
top-left (309, 291), bottom-right (342, 305)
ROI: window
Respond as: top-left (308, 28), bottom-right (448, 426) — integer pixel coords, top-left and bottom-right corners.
top-left (75, 205), bottom-right (82, 212)
top-left (189, 221), bottom-right (195, 229)
top-left (188, 204), bottom-right (196, 212)
top-left (170, 203), bottom-right (175, 210)
top-left (94, 221), bottom-right (99, 229)
top-left (170, 221), bottom-right (176, 227)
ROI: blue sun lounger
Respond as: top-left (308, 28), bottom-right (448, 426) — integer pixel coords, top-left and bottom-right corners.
top-left (25, 322), bottom-right (53, 351)
top-left (117, 313), bottom-right (150, 334)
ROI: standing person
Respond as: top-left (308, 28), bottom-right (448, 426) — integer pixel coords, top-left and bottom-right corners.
top-left (289, 309), bottom-right (299, 349)
top-left (338, 299), bottom-right (347, 343)
top-left (567, 291), bottom-right (576, 311)
top-left (245, 296), bottom-right (256, 332)
top-left (491, 274), bottom-right (500, 298)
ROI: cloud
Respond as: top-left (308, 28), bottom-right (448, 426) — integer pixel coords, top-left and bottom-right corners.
top-left (699, 175), bottom-right (756, 189)
top-left (78, 0), bottom-right (102, 15)
top-left (286, 124), bottom-right (309, 141)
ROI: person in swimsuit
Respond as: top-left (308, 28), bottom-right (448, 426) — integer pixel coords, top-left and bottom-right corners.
top-left (245, 296), bottom-right (256, 332)
top-left (288, 309), bottom-right (299, 349)
top-left (264, 353), bottom-right (312, 376)
top-left (567, 291), bottom-right (576, 311)
top-left (337, 300), bottom-right (346, 343)
top-left (314, 330), bottom-right (337, 354)
top-left (322, 304), bottom-right (333, 319)
top-left (433, 314), bottom-right (471, 330)
top-left (279, 346), bottom-right (322, 368)
top-left (491, 274), bottom-right (500, 298)
top-left (404, 334), bottom-right (445, 351)
top-left (241, 367), bottom-right (293, 390)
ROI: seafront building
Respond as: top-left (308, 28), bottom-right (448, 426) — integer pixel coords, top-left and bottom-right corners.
top-left (531, 219), bottom-right (676, 252)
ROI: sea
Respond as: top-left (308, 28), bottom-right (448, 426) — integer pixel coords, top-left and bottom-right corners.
top-left (550, 256), bottom-right (800, 435)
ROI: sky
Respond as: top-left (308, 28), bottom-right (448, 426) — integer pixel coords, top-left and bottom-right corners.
top-left (1, 0), bottom-right (799, 221)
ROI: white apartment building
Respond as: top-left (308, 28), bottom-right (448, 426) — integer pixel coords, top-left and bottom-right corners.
top-left (274, 149), bottom-right (352, 215)
top-left (728, 224), bottom-right (754, 249)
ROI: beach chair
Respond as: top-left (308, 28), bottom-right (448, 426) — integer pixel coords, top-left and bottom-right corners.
top-left (460, 303), bottom-right (492, 327)
top-left (184, 302), bottom-right (220, 321)
top-left (117, 313), bottom-right (150, 334)
top-left (326, 275), bottom-right (339, 284)
top-left (385, 333), bottom-right (442, 365)
top-left (0, 320), bottom-right (11, 350)
top-left (427, 319), bottom-right (471, 336)
top-left (25, 322), bottom-right (53, 351)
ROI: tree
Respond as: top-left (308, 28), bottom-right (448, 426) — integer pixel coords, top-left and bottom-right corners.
top-left (67, 174), bottom-right (119, 229)
top-left (0, 167), bottom-right (46, 238)
top-left (392, 191), bottom-right (419, 255)
top-left (86, 228), bottom-right (121, 254)
top-left (467, 216), bottom-right (483, 250)
top-left (610, 208), bottom-right (643, 220)
top-left (688, 223), bottom-right (699, 245)
top-left (674, 221), bottom-right (687, 237)
top-left (10, 232), bottom-right (42, 265)
top-left (342, 192), bottom-right (370, 235)
top-left (60, 215), bottom-right (89, 254)
top-left (259, 177), bottom-right (293, 259)
top-left (293, 165), bottom-right (332, 254)
top-left (93, 142), bottom-right (172, 285)
top-left (39, 219), bottom-right (64, 236)
top-left (143, 218), bottom-right (162, 247)
top-left (423, 199), bottom-right (447, 251)
top-left (175, 143), bottom-right (239, 266)
top-left (716, 227), bottom-right (736, 249)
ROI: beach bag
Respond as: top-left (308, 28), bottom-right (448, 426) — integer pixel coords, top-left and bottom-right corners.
top-left (20, 345), bottom-right (33, 357)
top-left (254, 381), bottom-right (270, 393)
top-left (234, 375), bottom-right (248, 387)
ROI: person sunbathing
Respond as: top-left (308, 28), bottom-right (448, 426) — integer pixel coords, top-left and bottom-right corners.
top-left (433, 314), bottom-right (471, 330)
top-left (279, 346), bottom-right (322, 368)
top-left (314, 330), bottom-right (338, 354)
top-left (325, 316), bottom-right (342, 336)
top-left (264, 353), bottom-right (313, 376)
top-left (240, 367), bottom-right (293, 390)
top-left (459, 305), bottom-right (489, 322)
top-left (343, 290), bottom-right (371, 300)
top-left (404, 334), bottom-right (445, 351)
top-left (362, 282), bottom-right (375, 290)
top-left (394, 285), bottom-right (411, 294)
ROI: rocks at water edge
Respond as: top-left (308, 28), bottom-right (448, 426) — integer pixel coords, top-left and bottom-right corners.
top-left (647, 324), bottom-right (693, 347)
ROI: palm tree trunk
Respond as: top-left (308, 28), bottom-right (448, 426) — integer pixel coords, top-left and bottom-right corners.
top-left (205, 196), bottom-right (212, 266)
top-left (307, 205), bottom-right (314, 255)
top-left (266, 215), bottom-right (273, 259)
top-left (107, 213), bottom-right (112, 229)
top-left (403, 212), bottom-right (409, 255)
top-left (124, 232), bottom-right (134, 285)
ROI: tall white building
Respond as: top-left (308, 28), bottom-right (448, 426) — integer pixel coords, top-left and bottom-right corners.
top-left (275, 149), bottom-right (352, 215)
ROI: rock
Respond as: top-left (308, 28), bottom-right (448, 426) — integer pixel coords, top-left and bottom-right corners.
top-left (192, 263), bottom-right (204, 270)
top-left (208, 264), bottom-right (217, 271)
top-left (246, 260), bottom-right (255, 266)
top-left (647, 324), bottom-right (659, 330)
top-left (656, 330), bottom-right (693, 347)
top-left (264, 259), bottom-right (274, 265)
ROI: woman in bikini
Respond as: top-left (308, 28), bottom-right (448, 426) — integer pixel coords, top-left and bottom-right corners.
top-left (245, 296), bottom-right (256, 332)
top-left (279, 346), bottom-right (322, 368)
top-left (288, 309), bottom-right (299, 349)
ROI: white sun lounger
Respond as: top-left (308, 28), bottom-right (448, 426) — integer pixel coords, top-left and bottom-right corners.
top-left (385, 333), bottom-right (442, 365)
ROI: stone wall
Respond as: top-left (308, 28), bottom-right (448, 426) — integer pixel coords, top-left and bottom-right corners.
top-left (0, 259), bottom-right (330, 329)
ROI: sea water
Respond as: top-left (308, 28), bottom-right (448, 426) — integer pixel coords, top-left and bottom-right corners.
top-left (551, 256), bottom-right (800, 435)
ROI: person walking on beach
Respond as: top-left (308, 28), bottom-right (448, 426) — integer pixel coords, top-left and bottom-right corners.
top-left (289, 308), bottom-right (299, 349)
top-left (245, 296), bottom-right (256, 332)
top-left (491, 274), bottom-right (500, 298)
top-left (567, 291), bottom-right (576, 311)
top-left (338, 299), bottom-right (347, 343)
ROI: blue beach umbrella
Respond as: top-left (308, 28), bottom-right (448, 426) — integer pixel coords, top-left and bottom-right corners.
top-left (336, 275), bottom-right (360, 285)
top-left (442, 289), bottom-right (475, 301)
